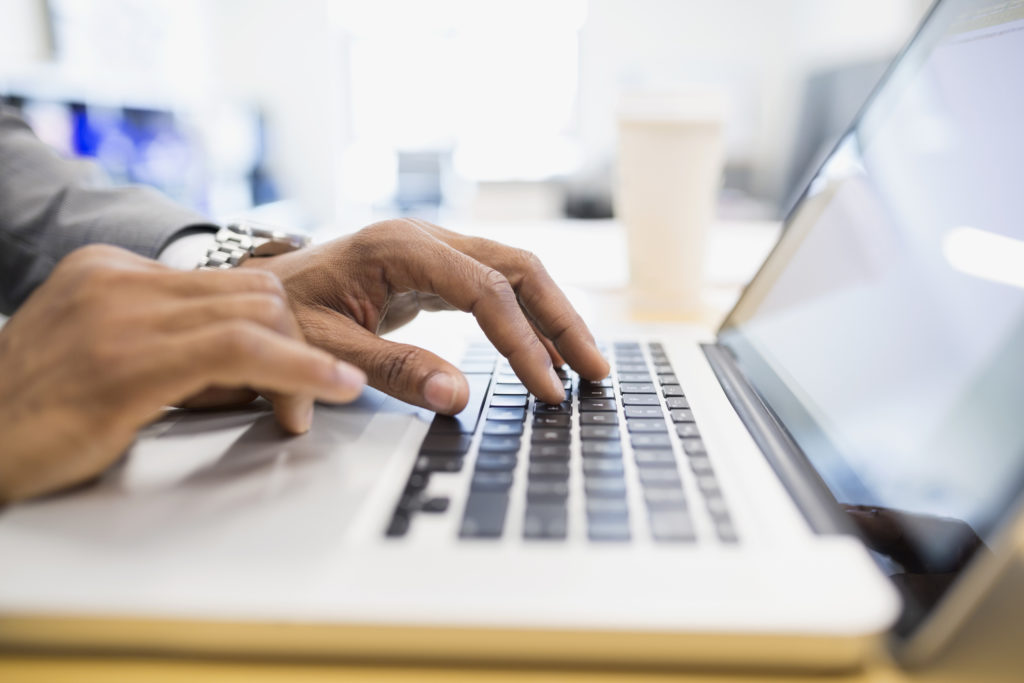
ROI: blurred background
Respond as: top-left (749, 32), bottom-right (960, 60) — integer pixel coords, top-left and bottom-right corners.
top-left (0, 0), bottom-right (931, 233)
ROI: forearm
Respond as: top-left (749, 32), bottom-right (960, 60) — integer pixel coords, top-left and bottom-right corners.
top-left (0, 106), bottom-right (216, 314)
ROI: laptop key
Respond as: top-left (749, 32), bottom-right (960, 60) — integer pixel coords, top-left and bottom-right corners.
top-left (662, 385), bottom-right (685, 397)
top-left (490, 394), bottom-right (529, 408)
top-left (580, 425), bottom-right (620, 440)
top-left (580, 386), bottom-right (616, 399)
top-left (586, 497), bottom-right (629, 518)
top-left (615, 363), bottom-right (648, 374)
top-left (479, 436), bottom-right (521, 452)
top-left (695, 474), bottom-right (721, 495)
top-left (619, 382), bottom-right (657, 394)
top-left (580, 412), bottom-right (619, 425)
top-left (705, 493), bottom-right (731, 519)
top-left (681, 438), bottom-right (706, 455)
top-left (580, 398), bottom-right (617, 412)
top-left (676, 423), bottom-right (700, 439)
top-left (487, 407), bottom-right (527, 421)
top-left (483, 420), bottom-right (524, 436)
top-left (580, 377), bottom-right (614, 388)
top-left (583, 459), bottom-right (625, 476)
top-left (460, 361), bottom-right (495, 374)
top-left (638, 468), bottom-right (682, 488)
top-left (475, 453), bottom-right (518, 472)
top-left (533, 414), bottom-right (571, 428)
top-left (405, 472), bottom-right (430, 492)
top-left (643, 487), bottom-right (688, 509)
top-left (493, 382), bottom-right (528, 396)
top-left (653, 364), bottom-right (674, 375)
top-left (386, 512), bottom-right (410, 537)
top-left (666, 397), bottom-right (690, 409)
top-left (581, 441), bottom-right (623, 458)
top-left (715, 518), bottom-right (739, 543)
top-left (634, 449), bottom-right (677, 467)
top-left (532, 429), bottom-right (571, 444)
top-left (460, 492), bottom-right (509, 538)
top-left (535, 401), bottom-right (572, 415)
top-left (523, 504), bottom-right (568, 540)
top-left (527, 480), bottom-right (570, 501)
top-left (585, 477), bottom-right (627, 497)
top-left (657, 374), bottom-right (679, 385)
top-left (622, 394), bottom-right (659, 406)
top-left (649, 511), bottom-right (696, 542)
top-left (416, 455), bottom-right (464, 473)
top-left (623, 406), bottom-right (663, 419)
top-left (689, 456), bottom-right (715, 475)
top-left (530, 444), bottom-right (571, 460)
top-left (528, 462), bottom-right (571, 480)
top-left (588, 518), bottom-right (631, 542)
top-left (617, 373), bottom-right (651, 383)
top-left (669, 409), bottom-right (695, 423)
top-left (421, 433), bottom-right (473, 454)
top-left (631, 433), bottom-right (672, 448)
top-left (471, 471), bottom-right (514, 491)
top-left (420, 496), bottom-right (450, 513)
top-left (626, 418), bottom-right (668, 433)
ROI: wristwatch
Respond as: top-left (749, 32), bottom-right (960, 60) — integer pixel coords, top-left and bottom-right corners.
top-left (197, 220), bottom-right (311, 270)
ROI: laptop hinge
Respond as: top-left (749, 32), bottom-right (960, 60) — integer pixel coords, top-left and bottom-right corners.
top-left (701, 343), bottom-right (852, 536)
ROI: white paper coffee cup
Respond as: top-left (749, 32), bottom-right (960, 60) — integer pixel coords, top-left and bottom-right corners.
top-left (616, 91), bottom-right (725, 318)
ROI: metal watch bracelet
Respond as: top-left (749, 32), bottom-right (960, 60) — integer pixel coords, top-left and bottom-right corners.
top-left (197, 220), bottom-right (310, 270)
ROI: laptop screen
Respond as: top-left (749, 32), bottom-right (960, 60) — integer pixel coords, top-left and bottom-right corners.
top-left (718, 0), bottom-right (1024, 639)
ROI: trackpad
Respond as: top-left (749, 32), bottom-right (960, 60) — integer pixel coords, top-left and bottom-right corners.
top-left (7, 389), bottom-right (430, 560)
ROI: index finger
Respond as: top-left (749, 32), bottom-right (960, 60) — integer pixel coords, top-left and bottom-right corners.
top-left (378, 227), bottom-right (567, 404)
top-left (411, 221), bottom-right (609, 381)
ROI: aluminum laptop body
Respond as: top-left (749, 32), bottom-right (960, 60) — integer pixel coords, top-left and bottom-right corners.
top-left (1, 0), bottom-right (1022, 671)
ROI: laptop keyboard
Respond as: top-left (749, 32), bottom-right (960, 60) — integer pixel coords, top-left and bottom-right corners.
top-left (385, 341), bottom-right (738, 544)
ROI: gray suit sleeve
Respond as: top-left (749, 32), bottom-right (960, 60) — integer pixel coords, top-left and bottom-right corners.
top-left (0, 105), bottom-right (218, 314)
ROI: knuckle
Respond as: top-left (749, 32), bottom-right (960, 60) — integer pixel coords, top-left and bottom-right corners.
top-left (512, 247), bottom-right (540, 270)
top-left (375, 345), bottom-right (421, 393)
top-left (480, 267), bottom-right (514, 300)
top-left (254, 291), bottom-right (289, 318)
top-left (519, 248), bottom-right (545, 274)
top-left (353, 219), bottom-right (423, 258)
top-left (214, 320), bottom-right (264, 361)
top-left (241, 268), bottom-right (286, 296)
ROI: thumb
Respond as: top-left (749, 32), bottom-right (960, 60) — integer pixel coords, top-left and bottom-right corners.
top-left (312, 320), bottom-right (469, 414)
top-left (358, 337), bottom-right (469, 414)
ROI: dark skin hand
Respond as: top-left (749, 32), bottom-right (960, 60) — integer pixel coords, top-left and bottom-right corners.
top-left (0, 245), bottom-right (365, 503)
top-left (843, 504), bottom-right (986, 610)
top-left (242, 218), bottom-right (610, 413)
top-left (0, 219), bottom-right (606, 503)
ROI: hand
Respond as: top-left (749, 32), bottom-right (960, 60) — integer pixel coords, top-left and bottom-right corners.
top-left (843, 504), bottom-right (985, 610)
top-left (0, 245), bottom-right (365, 503)
top-left (243, 218), bottom-right (609, 413)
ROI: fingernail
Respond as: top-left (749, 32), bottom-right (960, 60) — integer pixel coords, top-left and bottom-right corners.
top-left (424, 372), bottom-right (458, 412)
top-left (334, 361), bottom-right (367, 389)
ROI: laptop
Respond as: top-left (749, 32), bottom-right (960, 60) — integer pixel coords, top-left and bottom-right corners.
top-left (1, 0), bottom-right (1023, 670)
